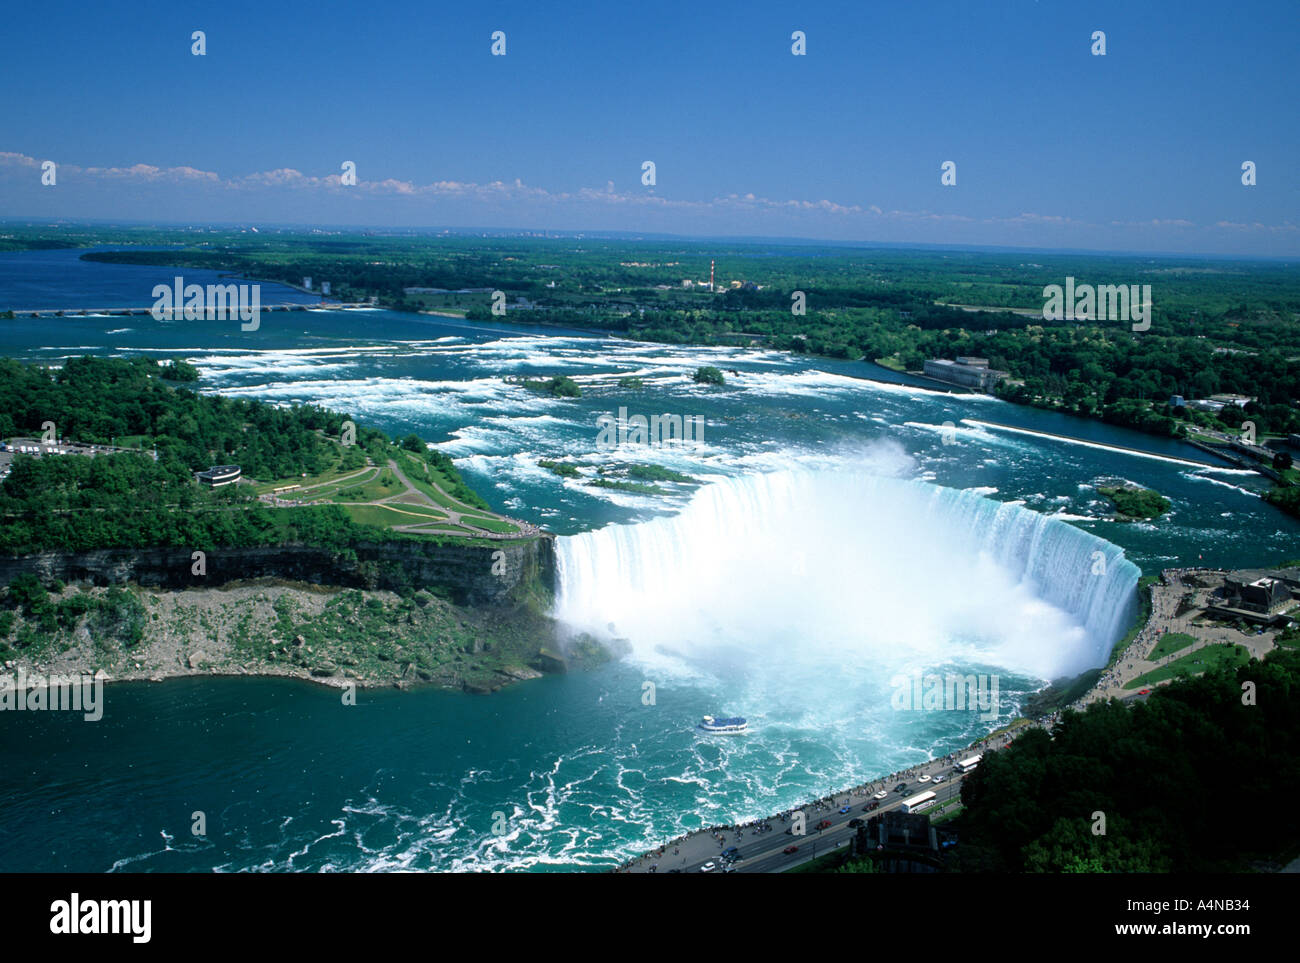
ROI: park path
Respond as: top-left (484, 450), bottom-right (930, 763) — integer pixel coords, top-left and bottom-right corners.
top-left (255, 454), bottom-right (537, 539)
top-left (382, 459), bottom-right (537, 537)
top-left (1082, 570), bottom-right (1282, 704)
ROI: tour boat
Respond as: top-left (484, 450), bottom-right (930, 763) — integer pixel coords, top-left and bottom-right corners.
top-left (699, 715), bottom-right (748, 734)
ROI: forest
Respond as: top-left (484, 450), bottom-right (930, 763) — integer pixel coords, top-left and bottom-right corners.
top-left (952, 647), bottom-right (1300, 872)
top-left (0, 357), bottom-right (444, 553)
top-left (9, 224), bottom-right (1297, 462)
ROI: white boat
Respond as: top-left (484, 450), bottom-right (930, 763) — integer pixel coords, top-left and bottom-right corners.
top-left (699, 715), bottom-right (747, 734)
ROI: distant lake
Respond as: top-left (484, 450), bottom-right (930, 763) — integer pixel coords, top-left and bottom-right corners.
top-left (0, 246), bottom-right (318, 311)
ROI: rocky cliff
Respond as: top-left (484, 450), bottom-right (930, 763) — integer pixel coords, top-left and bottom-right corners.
top-left (0, 536), bottom-right (555, 606)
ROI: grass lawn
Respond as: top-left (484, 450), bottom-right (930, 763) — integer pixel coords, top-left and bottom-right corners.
top-left (395, 450), bottom-right (476, 511)
top-left (459, 515), bottom-right (519, 534)
top-left (342, 504), bottom-right (447, 528)
top-left (251, 462), bottom-right (372, 495)
top-left (332, 467), bottom-right (404, 501)
top-left (929, 802), bottom-right (964, 824)
top-left (1148, 631), bottom-right (1199, 660)
top-left (1125, 643), bottom-right (1251, 689)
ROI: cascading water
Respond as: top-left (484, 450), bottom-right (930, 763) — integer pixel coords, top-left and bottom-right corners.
top-left (554, 467), bottom-right (1139, 686)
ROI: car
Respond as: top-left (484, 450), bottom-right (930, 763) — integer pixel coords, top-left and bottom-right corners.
top-left (722, 863), bottom-right (736, 873)
top-left (721, 847), bottom-right (739, 860)
top-left (932, 774), bottom-right (946, 784)
top-left (848, 818), bottom-right (863, 828)
top-left (894, 783), bottom-right (908, 793)
top-left (839, 806), bottom-right (851, 814)
top-left (867, 800), bottom-right (879, 811)
top-left (817, 819), bottom-right (833, 830)
top-left (918, 774), bottom-right (931, 783)
top-left (783, 845), bottom-right (799, 854)
top-left (873, 789), bottom-right (888, 800)
top-left (699, 861), bottom-right (716, 873)
top-left (1138, 688), bottom-right (1151, 695)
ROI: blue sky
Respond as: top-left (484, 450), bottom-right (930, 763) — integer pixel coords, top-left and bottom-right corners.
top-left (0, 0), bottom-right (1296, 255)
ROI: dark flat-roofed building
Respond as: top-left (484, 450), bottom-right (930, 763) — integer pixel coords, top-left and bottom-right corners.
top-left (923, 358), bottom-right (1008, 392)
top-left (1205, 568), bottom-right (1298, 625)
top-left (1222, 574), bottom-right (1290, 613)
top-left (196, 465), bottom-right (241, 487)
top-left (849, 810), bottom-right (943, 872)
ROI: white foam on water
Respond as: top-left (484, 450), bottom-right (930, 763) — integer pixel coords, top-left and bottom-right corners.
top-left (555, 451), bottom-right (1139, 685)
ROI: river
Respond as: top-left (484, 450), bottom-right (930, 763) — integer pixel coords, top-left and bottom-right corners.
top-left (0, 248), bottom-right (1295, 871)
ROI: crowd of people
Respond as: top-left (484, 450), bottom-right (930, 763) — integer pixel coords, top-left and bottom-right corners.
top-left (1078, 567), bottom-right (1221, 706)
top-left (614, 736), bottom-right (1029, 873)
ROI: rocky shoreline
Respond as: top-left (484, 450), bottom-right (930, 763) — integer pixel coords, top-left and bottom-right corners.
top-left (0, 578), bottom-right (576, 695)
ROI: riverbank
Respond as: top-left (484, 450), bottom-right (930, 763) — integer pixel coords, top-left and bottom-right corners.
top-left (0, 578), bottom-right (577, 695)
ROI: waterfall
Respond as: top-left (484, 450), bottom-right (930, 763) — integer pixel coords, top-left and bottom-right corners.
top-left (554, 469), bottom-right (1139, 682)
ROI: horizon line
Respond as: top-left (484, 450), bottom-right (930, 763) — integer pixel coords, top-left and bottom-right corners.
top-left (2, 217), bottom-right (1298, 264)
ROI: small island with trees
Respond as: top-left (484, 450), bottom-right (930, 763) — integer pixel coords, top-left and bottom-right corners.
top-left (1097, 483), bottom-right (1171, 520)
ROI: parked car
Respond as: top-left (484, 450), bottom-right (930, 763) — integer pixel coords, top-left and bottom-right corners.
top-left (783, 845), bottom-right (799, 855)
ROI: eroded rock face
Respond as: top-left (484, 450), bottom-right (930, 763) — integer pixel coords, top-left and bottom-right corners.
top-left (0, 536), bottom-right (556, 607)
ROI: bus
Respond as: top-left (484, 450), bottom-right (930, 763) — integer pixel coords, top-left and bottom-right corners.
top-left (899, 790), bottom-right (937, 814)
top-left (955, 754), bottom-right (982, 775)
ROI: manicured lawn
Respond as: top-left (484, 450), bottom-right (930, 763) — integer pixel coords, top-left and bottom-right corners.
top-left (459, 515), bottom-right (519, 534)
top-left (1149, 631), bottom-right (1198, 660)
top-left (1125, 643), bottom-right (1251, 689)
top-left (342, 504), bottom-right (447, 528)
top-left (395, 450), bottom-right (477, 511)
top-left (332, 467), bottom-right (403, 501)
top-left (251, 462), bottom-right (372, 495)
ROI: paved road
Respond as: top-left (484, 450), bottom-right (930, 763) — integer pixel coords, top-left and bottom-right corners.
top-left (627, 757), bottom-right (981, 874)
top-left (729, 777), bottom-right (966, 874)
